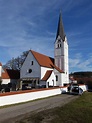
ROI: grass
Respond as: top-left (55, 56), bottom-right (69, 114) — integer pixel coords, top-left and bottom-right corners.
top-left (16, 92), bottom-right (92, 123)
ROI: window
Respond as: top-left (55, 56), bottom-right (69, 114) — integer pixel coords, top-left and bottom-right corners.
top-left (56, 75), bottom-right (58, 81)
top-left (57, 43), bottom-right (61, 48)
top-left (29, 69), bottom-right (32, 73)
top-left (60, 44), bottom-right (61, 47)
top-left (31, 61), bottom-right (33, 65)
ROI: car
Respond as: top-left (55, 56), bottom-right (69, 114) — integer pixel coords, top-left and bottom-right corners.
top-left (70, 85), bottom-right (83, 95)
top-left (72, 86), bottom-right (79, 93)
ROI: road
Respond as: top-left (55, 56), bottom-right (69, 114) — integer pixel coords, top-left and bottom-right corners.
top-left (0, 94), bottom-right (78, 123)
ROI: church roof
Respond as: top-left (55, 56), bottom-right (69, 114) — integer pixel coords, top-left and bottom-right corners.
top-left (31, 50), bottom-right (54, 68)
top-left (30, 50), bottom-right (63, 73)
top-left (56, 13), bottom-right (65, 41)
top-left (41, 70), bottom-right (53, 81)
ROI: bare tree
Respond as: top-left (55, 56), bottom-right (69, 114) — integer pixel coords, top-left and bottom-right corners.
top-left (3, 51), bottom-right (29, 70)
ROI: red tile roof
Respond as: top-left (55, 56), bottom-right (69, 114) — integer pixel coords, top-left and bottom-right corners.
top-left (30, 50), bottom-right (63, 73)
top-left (69, 77), bottom-right (76, 81)
top-left (41, 70), bottom-right (53, 81)
top-left (2, 69), bottom-right (10, 79)
top-left (51, 64), bottom-right (64, 73)
top-left (31, 50), bottom-right (54, 68)
top-left (2, 69), bottom-right (20, 79)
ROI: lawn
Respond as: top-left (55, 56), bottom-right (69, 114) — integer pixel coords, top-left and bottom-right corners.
top-left (17, 92), bottom-right (92, 123)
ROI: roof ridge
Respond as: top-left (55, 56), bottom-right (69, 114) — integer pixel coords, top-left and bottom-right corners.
top-left (30, 50), bottom-right (53, 59)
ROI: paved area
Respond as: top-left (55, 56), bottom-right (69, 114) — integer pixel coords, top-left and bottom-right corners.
top-left (0, 94), bottom-right (78, 123)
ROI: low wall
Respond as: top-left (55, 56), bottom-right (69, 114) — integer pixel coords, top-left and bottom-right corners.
top-left (0, 87), bottom-right (64, 106)
top-left (79, 84), bottom-right (88, 91)
top-left (0, 85), bottom-right (87, 107)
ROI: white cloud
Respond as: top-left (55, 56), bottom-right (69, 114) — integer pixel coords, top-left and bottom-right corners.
top-left (69, 53), bottom-right (92, 72)
top-left (0, 0), bottom-right (92, 71)
top-left (2, 35), bottom-right (54, 60)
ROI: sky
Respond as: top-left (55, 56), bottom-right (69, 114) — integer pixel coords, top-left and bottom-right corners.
top-left (0, 0), bottom-right (92, 73)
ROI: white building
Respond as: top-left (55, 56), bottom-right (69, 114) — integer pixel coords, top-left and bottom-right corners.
top-left (20, 13), bottom-right (69, 88)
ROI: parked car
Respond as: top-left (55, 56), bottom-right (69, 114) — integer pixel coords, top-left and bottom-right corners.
top-left (70, 85), bottom-right (83, 95)
top-left (72, 86), bottom-right (79, 93)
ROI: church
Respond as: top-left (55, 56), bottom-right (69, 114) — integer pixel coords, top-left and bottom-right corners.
top-left (20, 13), bottom-right (69, 88)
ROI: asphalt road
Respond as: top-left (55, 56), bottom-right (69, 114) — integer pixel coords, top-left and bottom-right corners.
top-left (0, 94), bottom-right (78, 123)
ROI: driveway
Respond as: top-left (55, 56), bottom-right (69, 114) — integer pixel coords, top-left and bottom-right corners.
top-left (0, 94), bottom-right (78, 123)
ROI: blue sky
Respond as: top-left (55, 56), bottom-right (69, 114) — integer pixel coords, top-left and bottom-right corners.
top-left (0, 0), bottom-right (92, 73)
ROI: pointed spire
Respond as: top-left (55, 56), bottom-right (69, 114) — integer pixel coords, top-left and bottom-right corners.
top-left (56, 12), bottom-right (65, 41)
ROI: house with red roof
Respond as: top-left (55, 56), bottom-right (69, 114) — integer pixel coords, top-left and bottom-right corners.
top-left (69, 76), bottom-right (77, 84)
top-left (20, 13), bottom-right (69, 88)
top-left (0, 62), bottom-right (20, 90)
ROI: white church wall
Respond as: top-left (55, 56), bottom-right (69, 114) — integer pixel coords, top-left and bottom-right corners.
top-left (54, 70), bottom-right (62, 86)
top-left (54, 71), bottom-right (69, 86)
top-left (20, 51), bottom-right (41, 79)
top-left (61, 73), bottom-right (69, 86)
top-left (47, 71), bottom-right (56, 86)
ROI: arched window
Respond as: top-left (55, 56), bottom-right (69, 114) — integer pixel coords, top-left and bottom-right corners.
top-left (60, 43), bottom-right (61, 47)
top-left (57, 42), bottom-right (61, 48)
top-left (56, 75), bottom-right (58, 81)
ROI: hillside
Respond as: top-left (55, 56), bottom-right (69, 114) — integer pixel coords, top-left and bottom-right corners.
top-left (70, 71), bottom-right (92, 89)
top-left (70, 71), bottom-right (92, 78)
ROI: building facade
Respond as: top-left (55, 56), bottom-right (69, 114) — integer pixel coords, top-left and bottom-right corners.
top-left (20, 13), bottom-right (69, 88)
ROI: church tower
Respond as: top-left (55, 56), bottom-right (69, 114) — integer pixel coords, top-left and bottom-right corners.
top-left (54, 13), bottom-right (69, 85)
